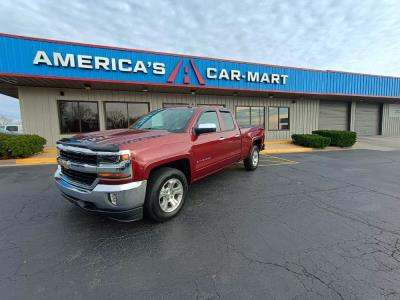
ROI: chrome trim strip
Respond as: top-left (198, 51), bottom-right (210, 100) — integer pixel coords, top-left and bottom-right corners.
top-left (93, 181), bottom-right (144, 192)
top-left (57, 157), bottom-right (131, 174)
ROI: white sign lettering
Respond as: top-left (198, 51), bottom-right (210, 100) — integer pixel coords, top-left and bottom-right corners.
top-left (32, 50), bottom-right (289, 85)
top-left (205, 68), bottom-right (288, 85)
top-left (32, 50), bottom-right (166, 75)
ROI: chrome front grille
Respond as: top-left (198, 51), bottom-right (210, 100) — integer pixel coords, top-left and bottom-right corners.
top-left (61, 167), bottom-right (97, 186)
top-left (59, 150), bottom-right (97, 165)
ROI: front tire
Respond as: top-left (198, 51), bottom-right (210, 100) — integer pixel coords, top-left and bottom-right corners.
top-left (144, 167), bottom-right (188, 222)
top-left (244, 145), bottom-right (259, 171)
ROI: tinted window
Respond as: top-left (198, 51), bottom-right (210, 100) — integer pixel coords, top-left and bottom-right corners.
top-left (106, 102), bottom-right (128, 129)
top-left (236, 107), bottom-right (251, 126)
top-left (59, 101), bottom-right (99, 134)
top-left (128, 103), bottom-right (149, 126)
top-left (197, 111), bottom-right (220, 131)
top-left (105, 102), bottom-right (149, 129)
top-left (268, 107), bottom-right (290, 130)
top-left (268, 107), bottom-right (279, 130)
top-left (251, 107), bottom-right (264, 127)
top-left (59, 101), bottom-right (80, 133)
top-left (220, 111), bottom-right (235, 131)
top-left (79, 102), bottom-right (100, 132)
top-left (279, 107), bottom-right (289, 130)
top-left (163, 103), bottom-right (189, 108)
top-left (236, 106), bottom-right (265, 128)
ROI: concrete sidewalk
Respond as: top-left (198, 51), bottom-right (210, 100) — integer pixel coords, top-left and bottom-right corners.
top-left (353, 136), bottom-right (400, 151)
top-left (261, 140), bottom-right (313, 154)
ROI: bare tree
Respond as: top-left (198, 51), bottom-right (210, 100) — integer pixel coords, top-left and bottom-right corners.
top-left (0, 115), bottom-right (12, 126)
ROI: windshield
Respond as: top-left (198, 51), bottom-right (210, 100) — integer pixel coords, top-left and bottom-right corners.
top-left (130, 108), bottom-right (195, 133)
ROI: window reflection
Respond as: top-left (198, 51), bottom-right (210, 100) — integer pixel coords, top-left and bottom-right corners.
top-left (105, 102), bottom-right (149, 129)
top-left (268, 107), bottom-right (290, 130)
top-left (58, 101), bottom-right (99, 134)
top-left (236, 106), bottom-right (264, 128)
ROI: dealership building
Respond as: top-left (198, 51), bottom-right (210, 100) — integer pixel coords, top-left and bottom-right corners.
top-left (1, 33), bottom-right (400, 147)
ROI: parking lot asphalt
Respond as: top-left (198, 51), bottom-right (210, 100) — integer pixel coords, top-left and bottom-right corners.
top-left (1, 150), bottom-right (400, 299)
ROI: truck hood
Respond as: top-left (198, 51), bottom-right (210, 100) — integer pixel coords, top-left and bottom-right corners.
top-left (57, 129), bottom-right (172, 152)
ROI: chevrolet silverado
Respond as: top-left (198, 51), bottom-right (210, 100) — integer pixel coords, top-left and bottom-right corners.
top-left (54, 106), bottom-right (264, 222)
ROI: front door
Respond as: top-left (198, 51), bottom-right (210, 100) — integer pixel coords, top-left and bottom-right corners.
top-left (192, 110), bottom-right (225, 179)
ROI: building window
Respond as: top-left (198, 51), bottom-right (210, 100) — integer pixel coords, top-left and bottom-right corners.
top-left (105, 102), bottom-right (149, 129)
top-left (220, 111), bottom-right (236, 131)
top-left (163, 103), bottom-right (189, 108)
top-left (198, 104), bottom-right (226, 107)
top-left (268, 107), bottom-right (290, 130)
top-left (235, 106), bottom-right (265, 127)
top-left (58, 101), bottom-right (99, 134)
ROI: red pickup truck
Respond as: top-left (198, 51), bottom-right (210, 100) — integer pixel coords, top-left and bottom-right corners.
top-left (55, 106), bottom-right (264, 222)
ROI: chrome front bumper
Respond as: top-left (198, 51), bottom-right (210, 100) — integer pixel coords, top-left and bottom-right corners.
top-left (54, 167), bottom-right (147, 221)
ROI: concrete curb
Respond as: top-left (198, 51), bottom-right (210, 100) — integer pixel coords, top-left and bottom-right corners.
top-left (265, 140), bottom-right (292, 145)
top-left (261, 147), bottom-right (313, 154)
top-left (15, 158), bottom-right (57, 165)
top-left (0, 148), bottom-right (57, 167)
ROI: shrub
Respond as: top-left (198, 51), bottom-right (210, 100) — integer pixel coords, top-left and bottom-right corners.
top-left (0, 133), bottom-right (47, 158)
top-left (312, 130), bottom-right (357, 147)
top-left (292, 134), bottom-right (331, 149)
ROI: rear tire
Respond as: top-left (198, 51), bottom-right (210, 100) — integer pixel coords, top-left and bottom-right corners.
top-left (244, 145), bottom-right (259, 171)
top-left (144, 167), bottom-right (188, 222)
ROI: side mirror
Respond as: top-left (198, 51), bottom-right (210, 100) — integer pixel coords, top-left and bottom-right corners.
top-left (194, 123), bottom-right (217, 135)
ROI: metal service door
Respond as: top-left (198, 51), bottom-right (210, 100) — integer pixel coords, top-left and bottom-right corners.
top-left (319, 101), bottom-right (349, 130)
top-left (355, 103), bottom-right (381, 135)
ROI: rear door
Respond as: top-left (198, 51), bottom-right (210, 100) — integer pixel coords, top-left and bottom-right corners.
top-left (191, 110), bottom-right (225, 178)
top-left (219, 110), bottom-right (241, 164)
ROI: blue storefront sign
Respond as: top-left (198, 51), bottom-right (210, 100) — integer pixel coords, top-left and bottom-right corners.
top-left (0, 33), bottom-right (399, 98)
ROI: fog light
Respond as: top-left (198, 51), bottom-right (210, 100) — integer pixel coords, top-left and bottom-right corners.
top-left (108, 193), bottom-right (118, 205)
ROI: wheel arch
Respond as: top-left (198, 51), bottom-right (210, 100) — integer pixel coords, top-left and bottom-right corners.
top-left (144, 157), bottom-right (192, 184)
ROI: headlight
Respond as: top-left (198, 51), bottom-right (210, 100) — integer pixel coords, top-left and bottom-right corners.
top-left (97, 152), bottom-right (131, 165)
top-left (97, 154), bottom-right (120, 164)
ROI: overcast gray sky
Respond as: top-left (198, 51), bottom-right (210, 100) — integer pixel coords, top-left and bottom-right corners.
top-left (1, 0), bottom-right (400, 121)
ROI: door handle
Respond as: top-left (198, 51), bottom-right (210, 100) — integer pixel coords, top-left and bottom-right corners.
top-left (219, 137), bottom-right (225, 141)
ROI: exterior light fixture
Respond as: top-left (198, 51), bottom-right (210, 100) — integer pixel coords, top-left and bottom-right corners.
top-left (84, 84), bottom-right (91, 90)
top-left (233, 92), bottom-right (238, 96)
top-left (191, 89), bottom-right (196, 95)
top-left (269, 95), bottom-right (273, 99)
top-left (142, 87), bottom-right (148, 92)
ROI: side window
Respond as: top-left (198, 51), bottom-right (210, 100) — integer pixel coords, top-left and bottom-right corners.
top-left (220, 111), bottom-right (235, 131)
top-left (197, 111), bottom-right (220, 132)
